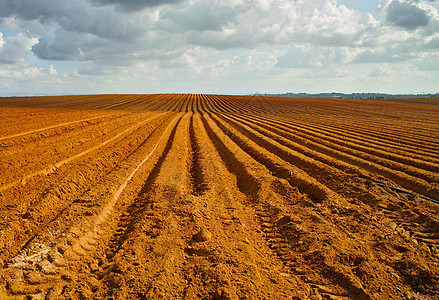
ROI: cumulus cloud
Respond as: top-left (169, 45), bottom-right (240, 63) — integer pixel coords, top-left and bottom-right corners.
top-left (0, 64), bottom-right (58, 88)
top-left (4, 0), bottom-right (424, 66)
top-left (203, 49), bottom-right (283, 81)
top-left (0, 32), bottom-right (37, 64)
top-left (1, 0), bottom-right (439, 94)
top-left (4, 0), bottom-right (375, 64)
top-left (277, 46), bottom-right (356, 68)
top-left (386, 0), bottom-right (429, 29)
top-left (369, 65), bottom-right (396, 77)
top-left (353, 47), bottom-right (415, 63)
top-left (160, 0), bottom-right (366, 51)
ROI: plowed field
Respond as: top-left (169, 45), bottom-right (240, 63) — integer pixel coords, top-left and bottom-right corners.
top-left (0, 94), bottom-right (438, 299)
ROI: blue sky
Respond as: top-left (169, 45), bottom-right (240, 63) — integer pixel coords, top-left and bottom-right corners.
top-left (341, 0), bottom-right (378, 13)
top-left (0, 0), bottom-right (438, 95)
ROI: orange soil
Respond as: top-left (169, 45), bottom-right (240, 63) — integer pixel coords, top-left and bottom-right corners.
top-left (0, 94), bottom-right (438, 299)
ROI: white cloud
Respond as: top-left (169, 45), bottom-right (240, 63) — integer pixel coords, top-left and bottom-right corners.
top-left (369, 64), bottom-right (396, 77)
top-left (0, 32), bottom-right (37, 64)
top-left (208, 49), bottom-right (283, 78)
top-left (0, 0), bottom-right (438, 94)
top-left (0, 63), bottom-right (59, 96)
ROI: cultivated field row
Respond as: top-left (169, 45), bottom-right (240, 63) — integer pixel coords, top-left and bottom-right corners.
top-left (0, 94), bottom-right (438, 299)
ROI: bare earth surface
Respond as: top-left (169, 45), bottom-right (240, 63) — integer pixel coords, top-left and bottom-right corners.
top-left (0, 94), bottom-right (438, 299)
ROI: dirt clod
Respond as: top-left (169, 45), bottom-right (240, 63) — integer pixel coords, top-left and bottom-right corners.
top-left (193, 229), bottom-right (212, 243)
top-left (38, 260), bottom-right (56, 275)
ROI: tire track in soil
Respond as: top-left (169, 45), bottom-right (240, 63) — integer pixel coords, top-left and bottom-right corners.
top-left (374, 191), bottom-right (439, 255)
top-left (0, 112), bottom-right (169, 193)
top-left (0, 114), bottom-right (172, 262)
top-left (191, 112), bottom-right (312, 299)
top-left (256, 208), bottom-right (361, 300)
top-left (96, 114), bottom-right (189, 299)
top-left (0, 114), bottom-right (182, 299)
top-left (220, 112), bottom-right (439, 252)
top-left (371, 196), bottom-right (439, 297)
top-left (65, 114), bottom-right (182, 260)
top-left (0, 114), bottom-right (172, 264)
top-left (200, 113), bottom-right (370, 299)
top-left (104, 115), bottom-right (182, 261)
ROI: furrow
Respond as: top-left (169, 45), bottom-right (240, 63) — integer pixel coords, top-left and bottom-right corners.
top-left (98, 114), bottom-right (190, 298)
top-left (0, 112), bottom-right (130, 177)
top-left (277, 109), bottom-right (439, 148)
top-left (293, 119), bottom-right (439, 161)
top-left (277, 118), bottom-right (439, 171)
top-left (198, 94), bottom-right (209, 112)
top-left (200, 114), bottom-right (260, 198)
top-left (223, 113), bottom-right (439, 201)
top-left (203, 94), bottom-right (220, 113)
top-left (65, 114), bottom-right (182, 261)
top-left (0, 112), bottom-right (168, 193)
top-left (209, 113), bottom-right (343, 204)
top-left (0, 115), bottom-right (182, 299)
top-left (0, 113), bottom-right (114, 142)
top-left (223, 113), bottom-right (438, 204)
top-left (189, 113), bottom-right (208, 196)
top-left (218, 113), bottom-right (392, 204)
top-left (225, 112), bottom-right (370, 179)
top-left (200, 113), bottom-right (374, 299)
top-left (0, 113), bottom-right (173, 263)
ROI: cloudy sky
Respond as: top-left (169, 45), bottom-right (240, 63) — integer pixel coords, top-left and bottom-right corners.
top-left (0, 0), bottom-right (438, 95)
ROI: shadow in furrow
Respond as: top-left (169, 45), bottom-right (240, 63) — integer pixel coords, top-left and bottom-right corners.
top-left (211, 114), bottom-right (328, 203)
top-left (200, 114), bottom-right (260, 199)
top-left (106, 117), bottom-right (182, 258)
top-left (16, 115), bottom-right (171, 254)
top-left (189, 114), bottom-right (208, 196)
top-left (137, 118), bottom-right (182, 197)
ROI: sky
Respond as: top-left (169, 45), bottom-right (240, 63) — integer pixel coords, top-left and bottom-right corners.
top-left (0, 0), bottom-right (438, 95)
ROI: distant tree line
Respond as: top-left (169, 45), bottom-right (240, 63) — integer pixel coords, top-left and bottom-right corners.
top-left (252, 92), bottom-right (439, 99)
